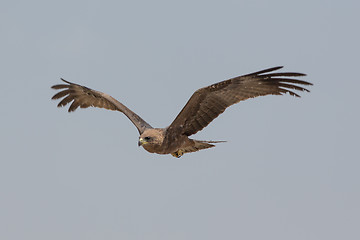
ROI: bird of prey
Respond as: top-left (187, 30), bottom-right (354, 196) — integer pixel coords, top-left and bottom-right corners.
top-left (51, 66), bottom-right (312, 158)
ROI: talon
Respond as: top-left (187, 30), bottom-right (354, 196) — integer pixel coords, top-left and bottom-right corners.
top-left (171, 149), bottom-right (184, 158)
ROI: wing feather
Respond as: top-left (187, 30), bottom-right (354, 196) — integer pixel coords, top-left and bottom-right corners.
top-left (167, 66), bottom-right (312, 137)
top-left (57, 95), bottom-right (75, 107)
top-left (51, 79), bottom-right (152, 134)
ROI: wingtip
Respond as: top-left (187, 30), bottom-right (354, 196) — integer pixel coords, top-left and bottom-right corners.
top-left (268, 66), bottom-right (284, 72)
top-left (249, 66), bottom-right (284, 76)
top-left (51, 78), bottom-right (72, 90)
top-left (60, 78), bottom-right (71, 84)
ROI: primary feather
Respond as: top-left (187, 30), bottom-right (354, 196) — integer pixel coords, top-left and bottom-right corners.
top-left (51, 66), bottom-right (312, 158)
top-left (166, 66), bottom-right (312, 137)
top-left (51, 79), bottom-right (152, 134)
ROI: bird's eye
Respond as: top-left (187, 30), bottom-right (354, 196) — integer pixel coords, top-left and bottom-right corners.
top-left (144, 137), bottom-right (151, 140)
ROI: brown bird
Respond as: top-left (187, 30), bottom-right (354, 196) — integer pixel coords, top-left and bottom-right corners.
top-left (51, 66), bottom-right (312, 158)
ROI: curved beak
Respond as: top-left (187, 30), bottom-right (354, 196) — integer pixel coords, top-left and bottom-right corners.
top-left (138, 138), bottom-right (144, 147)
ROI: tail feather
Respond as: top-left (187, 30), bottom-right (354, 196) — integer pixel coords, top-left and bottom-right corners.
top-left (183, 139), bottom-right (226, 153)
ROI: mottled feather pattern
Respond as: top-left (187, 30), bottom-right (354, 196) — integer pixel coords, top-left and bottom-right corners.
top-left (51, 66), bottom-right (311, 157)
top-left (51, 79), bottom-right (152, 134)
top-left (51, 79), bottom-right (118, 112)
top-left (167, 66), bottom-right (312, 137)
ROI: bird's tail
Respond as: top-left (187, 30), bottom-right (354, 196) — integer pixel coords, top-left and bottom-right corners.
top-left (183, 140), bottom-right (226, 153)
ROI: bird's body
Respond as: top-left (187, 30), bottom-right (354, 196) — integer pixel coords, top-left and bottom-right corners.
top-left (138, 128), bottom-right (220, 157)
top-left (51, 66), bottom-right (312, 158)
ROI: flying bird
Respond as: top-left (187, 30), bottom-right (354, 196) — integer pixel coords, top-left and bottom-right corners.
top-left (51, 66), bottom-right (312, 158)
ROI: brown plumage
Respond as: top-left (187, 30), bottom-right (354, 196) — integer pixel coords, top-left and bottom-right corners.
top-left (51, 66), bottom-right (312, 158)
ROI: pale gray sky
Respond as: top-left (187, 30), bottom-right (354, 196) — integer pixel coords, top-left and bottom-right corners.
top-left (1, 0), bottom-right (359, 239)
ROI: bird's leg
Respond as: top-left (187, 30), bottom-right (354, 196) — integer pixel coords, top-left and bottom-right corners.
top-left (171, 149), bottom-right (184, 158)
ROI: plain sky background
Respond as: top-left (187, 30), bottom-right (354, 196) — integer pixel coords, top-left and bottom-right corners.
top-left (1, 0), bottom-right (359, 239)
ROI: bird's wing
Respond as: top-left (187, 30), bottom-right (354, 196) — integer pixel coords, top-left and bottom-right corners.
top-left (166, 66), bottom-right (312, 137)
top-left (51, 79), bottom-right (152, 134)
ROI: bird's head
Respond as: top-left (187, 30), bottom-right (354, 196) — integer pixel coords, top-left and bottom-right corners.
top-left (138, 129), bottom-right (164, 149)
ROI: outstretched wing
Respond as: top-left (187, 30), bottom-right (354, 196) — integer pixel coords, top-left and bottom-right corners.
top-left (51, 79), bottom-right (152, 134)
top-left (167, 66), bottom-right (312, 137)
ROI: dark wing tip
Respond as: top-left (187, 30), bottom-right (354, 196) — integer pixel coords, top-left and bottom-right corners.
top-left (246, 66), bottom-right (284, 76)
top-left (270, 66), bottom-right (284, 71)
top-left (51, 78), bottom-right (73, 90)
top-left (250, 67), bottom-right (309, 79)
top-left (51, 91), bottom-right (64, 100)
top-left (265, 72), bottom-right (307, 78)
top-left (264, 66), bottom-right (284, 72)
top-left (290, 91), bottom-right (301, 97)
top-left (60, 78), bottom-right (72, 84)
top-left (262, 67), bottom-right (313, 96)
top-left (51, 84), bottom-right (68, 90)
